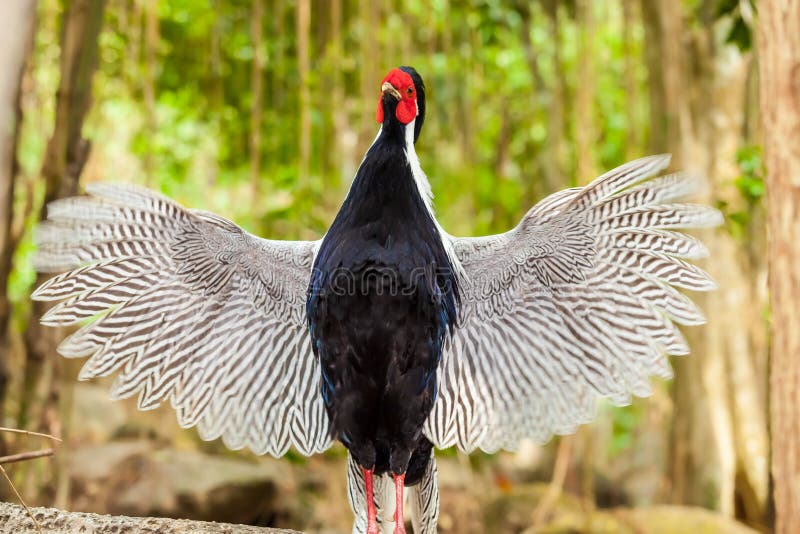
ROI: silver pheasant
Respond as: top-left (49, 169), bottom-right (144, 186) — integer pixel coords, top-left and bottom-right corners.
top-left (33, 152), bottom-right (720, 533)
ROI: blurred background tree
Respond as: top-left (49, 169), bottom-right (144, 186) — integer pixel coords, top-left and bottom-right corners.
top-left (0, 1), bottom-right (776, 533)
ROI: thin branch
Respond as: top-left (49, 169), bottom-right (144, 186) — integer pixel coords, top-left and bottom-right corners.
top-left (0, 426), bottom-right (62, 442)
top-left (0, 448), bottom-right (54, 465)
top-left (531, 435), bottom-right (573, 528)
top-left (0, 463), bottom-right (42, 534)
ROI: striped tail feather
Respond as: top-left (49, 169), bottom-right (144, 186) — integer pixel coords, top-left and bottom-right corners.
top-left (346, 452), bottom-right (439, 534)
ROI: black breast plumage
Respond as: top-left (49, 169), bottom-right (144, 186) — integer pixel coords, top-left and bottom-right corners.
top-left (306, 121), bottom-right (459, 482)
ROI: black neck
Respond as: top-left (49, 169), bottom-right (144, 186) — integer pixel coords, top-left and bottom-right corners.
top-left (338, 129), bottom-right (420, 228)
top-left (379, 97), bottom-right (412, 148)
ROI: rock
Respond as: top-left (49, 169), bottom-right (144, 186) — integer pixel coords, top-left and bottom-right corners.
top-left (67, 442), bottom-right (300, 528)
top-left (480, 483), bottom-right (758, 534)
top-left (616, 505), bottom-right (760, 534)
top-left (71, 384), bottom-right (128, 444)
top-left (73, 383), bottom-right (188, 446)
top-left (68, 440), bottom-right (151, 480)
top-left (485, 483), bottom-right (631, 534)
top-left (437, 487), bottom-right (483, 534)
top-left (0, 502), bottom-right (301, 533)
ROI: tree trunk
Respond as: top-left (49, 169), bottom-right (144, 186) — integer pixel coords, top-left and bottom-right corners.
top-left (517, 1), bottom-right (560, 197)
top-left (640, 0), bottom-right (667, 154)
top-left (540, 0), bottom-right (569, 191)
top-left (327, 0), bottom-right (351, 191)
top-left (621, 0), bottom-right (639, 159)
top-left (358, 0), bottom-right (379, 150)
top-left (20, 0), bottom-right (106, 505)
top-left (296, 0), bottom-right (311, 188)
top-left (250, 0), bottom-right (264, 205)
top-left (208, 0), bottom-right (224, 186)
top-left (0, 0), bottom-right (37, 435)
top-left (574, 0), bottom-right (596, 182)
top-left (142, 0), bottom-right (158, 186)
top-left (127, 0), bottom-right (141, 86)
top-left (759, 1), bottom-right (800, 531)
top-left (329, 0), bottom-right (343, 174)
top-left (647, 1), bottom-right (768, 523)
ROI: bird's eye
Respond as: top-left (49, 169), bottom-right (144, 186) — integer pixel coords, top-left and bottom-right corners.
top-left (407, 87), bottom-right (414, 95)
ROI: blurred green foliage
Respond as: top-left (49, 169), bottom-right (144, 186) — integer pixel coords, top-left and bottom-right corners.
top-left (81, 1), bottom-right (651, 234)
top-left (715, 0), bottom-right (755, 51)
top-left (735, 145), bottom-right (765, 202)
top-left (727, 145), bottom-right (764, 236)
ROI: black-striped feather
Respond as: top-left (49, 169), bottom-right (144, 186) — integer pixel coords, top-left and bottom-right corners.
top-left (346, 451), bottom-right (439, 534)
top-left (32, 183), bottom-right (330, 457)
top-left (425, 154), bottom-right (722, 452)
top-left (32, 154), bottom-right (721, 533)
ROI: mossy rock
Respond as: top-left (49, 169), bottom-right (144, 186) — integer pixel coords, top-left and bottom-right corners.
top-left (616, 505), bottom-right (759, 534)
top-left (482, 484), bottom-right (757, 534)
top-left (484, 483), bottom-right (631, 534)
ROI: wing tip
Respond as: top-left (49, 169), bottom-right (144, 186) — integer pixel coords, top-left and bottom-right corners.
top-left (30, 282), bottom-right (50, 301)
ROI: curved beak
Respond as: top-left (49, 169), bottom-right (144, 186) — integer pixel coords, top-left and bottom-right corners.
top-left (381, 81), bottom-right (402, 101)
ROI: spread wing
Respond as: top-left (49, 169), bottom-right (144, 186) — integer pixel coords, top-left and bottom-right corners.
top-left (33, 183), bottom-right (331, 456)
top-left (425, 155), bottom-right (722, 452)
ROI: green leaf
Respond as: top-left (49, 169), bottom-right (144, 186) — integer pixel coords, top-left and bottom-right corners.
top-left (725, 16), bottom-right (752, 51)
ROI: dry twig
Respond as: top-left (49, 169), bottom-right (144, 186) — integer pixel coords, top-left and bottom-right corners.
top-left (530, 435), bottom-right (573, 528)
top-left (0, 427), bottom-right (60, 534)
top-left (0, 426), bottom-right (62, 442)
top-left (0, 464), bottom-right (42, 533)
top-left (0, 448), bottom-right (54, 465)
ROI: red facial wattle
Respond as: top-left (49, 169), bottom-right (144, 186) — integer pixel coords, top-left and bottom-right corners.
top-left (394, 98), bottom-right (416, 124)
top-left (375, 68), bottom-right (417, 125)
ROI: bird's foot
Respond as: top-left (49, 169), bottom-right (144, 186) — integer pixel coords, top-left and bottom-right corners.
top-left (366, 520), bottom-right (380, 534)
top-left (393, 523), bottom-right (407, 534)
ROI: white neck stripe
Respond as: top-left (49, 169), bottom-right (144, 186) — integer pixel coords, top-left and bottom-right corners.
top-left (403, 120), bottom-right (465, 279)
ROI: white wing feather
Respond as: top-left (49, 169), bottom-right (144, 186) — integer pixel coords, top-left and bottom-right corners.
top-left (425, 155), bottom-right (722, 452)
top-left (33, 183), bottom-right (331, 456)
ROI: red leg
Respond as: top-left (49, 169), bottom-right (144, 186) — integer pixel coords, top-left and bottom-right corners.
top-left (363, 467), bottom-right (379, 534)
top-left (393, 473), bottom-right (406, 534)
